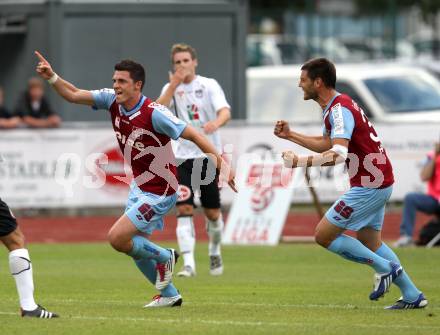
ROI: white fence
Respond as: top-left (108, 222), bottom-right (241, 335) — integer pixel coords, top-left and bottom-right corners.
top-left (0, 123), bottom-right (434, 208)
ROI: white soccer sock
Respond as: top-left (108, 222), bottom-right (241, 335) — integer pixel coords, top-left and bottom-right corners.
top-left (176, 216), bottom-right (196, 270)
top-left (207, 215), bottom-right (224, 256)
top-left (9, 248), bottom-right (38, 311)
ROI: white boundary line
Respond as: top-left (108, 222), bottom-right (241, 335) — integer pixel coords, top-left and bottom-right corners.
top-left (0, 311), bottom-right (439, 330)
top-left (0, 297), bottom-right (438, 311)
top-left (0, 298), bottom-right (372, 310)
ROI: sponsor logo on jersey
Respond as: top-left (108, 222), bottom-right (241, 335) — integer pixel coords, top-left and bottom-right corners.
top-left (96, 88), bottom-right (115, 96)
top-left (195, 89), bottom-right (203, 98)
top-left (187, 104), bottom-right (200, 126)
top-left (115, 131), bottom-right (145, 151)
top-left (115, 116), bottom-right (120, 128)
top-left (331, 103), bottom-right (345, 135)
top-left (131, 126), bottom-right (143, 140)
top-left (148, 101), bottom-right (165, 110)
top-left (352, 100), bottom-right (360, 112)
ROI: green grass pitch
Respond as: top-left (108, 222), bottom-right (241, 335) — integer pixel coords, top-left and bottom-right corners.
top-left (0, 243), bottom-right (439, 335)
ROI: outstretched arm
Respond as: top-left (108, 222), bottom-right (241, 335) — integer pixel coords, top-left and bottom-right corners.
top-left (180, 125), bottom-right (237, 192)
top-left (34, 51), bottom-right (94, 106)
top-left (274, 120), bottom-right (332, 153)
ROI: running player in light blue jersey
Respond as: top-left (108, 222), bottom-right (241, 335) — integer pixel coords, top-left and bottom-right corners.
top-left (35, 51), bottom-right (237, 308)
top-left (275, 58), bottom-right (427, 310)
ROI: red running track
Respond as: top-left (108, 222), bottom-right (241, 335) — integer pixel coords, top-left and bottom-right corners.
top-left (16, 211), bottom-right (431, 244)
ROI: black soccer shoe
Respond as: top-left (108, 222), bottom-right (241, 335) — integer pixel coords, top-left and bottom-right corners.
top-left (21, 305), bottom-right (59, 319)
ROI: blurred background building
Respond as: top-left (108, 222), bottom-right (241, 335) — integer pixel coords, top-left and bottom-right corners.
top-left (248, 0), bottom-right (440, 67)
top-left (3, 0), bottom-right (440, 120)
top-left (0, 0), bottom-right (247, 121)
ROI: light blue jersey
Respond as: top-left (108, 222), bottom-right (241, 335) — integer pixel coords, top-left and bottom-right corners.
top-left (322, 93), bottom-right (355, 140)
top-left (91, 88), bottom-right (117, 110)
top-left (91, 88), bottom-right (146, 116)
top-left (91, 88), bottom-right (186, 140)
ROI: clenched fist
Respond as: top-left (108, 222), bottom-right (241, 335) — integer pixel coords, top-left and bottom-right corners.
top-left (274, 120), bottom-right (291, 139)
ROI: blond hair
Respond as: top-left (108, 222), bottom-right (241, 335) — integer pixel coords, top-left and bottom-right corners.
top-left (28, 77), bottom-right (44, 89)
top-left (171, 43), bottom-right (197, 63)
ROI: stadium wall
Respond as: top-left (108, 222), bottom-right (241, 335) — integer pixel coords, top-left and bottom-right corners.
top-left (0, 0), bottom-right (247, 121)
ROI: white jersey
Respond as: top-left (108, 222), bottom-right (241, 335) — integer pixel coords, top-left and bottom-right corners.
top-left (161, 75), bottom-right (230, 159)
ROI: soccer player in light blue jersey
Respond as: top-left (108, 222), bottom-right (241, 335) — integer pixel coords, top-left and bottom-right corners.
top-left (275, 58), bottom-right (427, 309)
top-left (35, 51), bottom-right (236, 308)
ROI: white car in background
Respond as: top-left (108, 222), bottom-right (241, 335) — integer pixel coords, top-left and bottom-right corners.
top-left (247, 63), bottom-right (440, 123)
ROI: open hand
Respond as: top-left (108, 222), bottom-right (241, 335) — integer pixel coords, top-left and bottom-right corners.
top-left (169, 67), bottom-right (191, 87)
top-left (227, 172), bottom-right (237, 193)
top-left (202, 121), bottom-right (219, 134)
top-left (218, 159), bottom-right (238, 193)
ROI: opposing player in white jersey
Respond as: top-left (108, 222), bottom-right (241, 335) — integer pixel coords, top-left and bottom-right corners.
top-left (0, 199), bottom-right (58, 318)
top-left (157, 43), bottom-right (231, 277)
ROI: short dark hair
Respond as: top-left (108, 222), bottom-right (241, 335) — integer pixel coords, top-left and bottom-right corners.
top-left (301, 58), bottom-right (336, 88)
top-left (114, 60), bottom-right (146, 89)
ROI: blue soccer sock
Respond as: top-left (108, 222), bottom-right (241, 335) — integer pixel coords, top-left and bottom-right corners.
top-left (129, 235), bottom-right (171, 263)
top-left (375, 243), bottom-right (421, 301)
top-left (327, 234), bottom-right (391, 273)
top-left (134, 258), bottom-right (179, 298)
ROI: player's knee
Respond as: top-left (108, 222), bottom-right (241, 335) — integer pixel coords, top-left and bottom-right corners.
top-left (13, 229), bottom-right (25, 246)
top-left (177, 204), bottom-right (193, 216)
top-left (204, 208), bottom-right (220, 221)
top-left (360, 239), bottom-right (380, 252)
top-left (107, 230), bottom-right (127, 253)
top-left (4, 228), bottom-right (25, 250)
top-left (357, 235), bottom-right (368, 247)
top-left (314, 231), bottom-right (331, 248)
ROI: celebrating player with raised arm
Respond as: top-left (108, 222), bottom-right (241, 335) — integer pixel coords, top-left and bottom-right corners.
top-left (274, 58), bottom-right (427, 310)
top-left (35, 51), bottom-right (236, 308)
